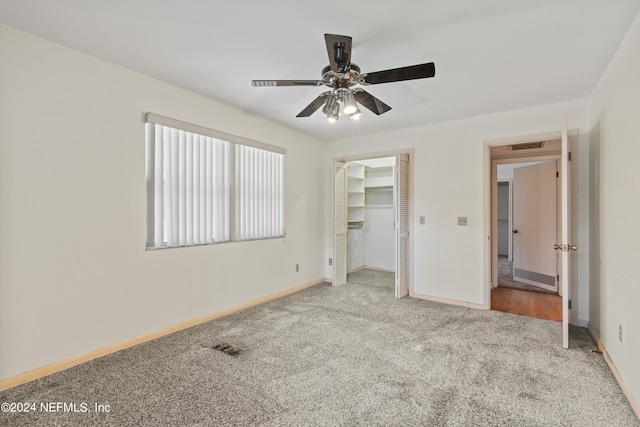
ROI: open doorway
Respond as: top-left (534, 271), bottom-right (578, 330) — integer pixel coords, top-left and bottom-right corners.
top-left (345, 157), bottom-right (395, 291)
top-left (333, 152), bottom-right (411, 299)
top-left (486, 124), bottom-right (576, 348)
top-left (497, 161), bottom-right (559, 294)
top-left (490, 141), bottom-right (563, 322)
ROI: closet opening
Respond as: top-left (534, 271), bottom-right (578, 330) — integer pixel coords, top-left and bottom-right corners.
top-left (345, 157), bottom-right (396, 291)
top-left (333, 151), bottom-right (410, 298)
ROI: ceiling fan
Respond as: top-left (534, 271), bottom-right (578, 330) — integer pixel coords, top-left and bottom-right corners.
top-left (251, 34), bottom-right (436, 122)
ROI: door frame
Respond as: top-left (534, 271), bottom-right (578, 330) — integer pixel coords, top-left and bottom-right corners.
top-left (332, 148), bottom-right (414, 298)
top-left (484, 130), bottom-right (562, 310)
top-left (483, 127), bottom-right (577, 348)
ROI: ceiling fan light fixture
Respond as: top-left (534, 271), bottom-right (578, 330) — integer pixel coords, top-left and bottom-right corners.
top-left (349, 107), bottom-right (362, 120)
top-left (340, 89), bottom-right (358, 115)
top-left (322, 93), bottom-right (338, 116)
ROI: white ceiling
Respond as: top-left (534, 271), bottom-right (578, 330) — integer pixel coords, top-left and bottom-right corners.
top-left (1, 0), bottom-right (639, 141)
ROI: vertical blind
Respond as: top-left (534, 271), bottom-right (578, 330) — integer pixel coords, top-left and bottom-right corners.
top-left (145, 113), bottom-right (286, 249)
top-left (235, 144), bottom-right (284, 240)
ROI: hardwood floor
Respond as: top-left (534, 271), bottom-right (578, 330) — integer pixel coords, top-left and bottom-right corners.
top-left (491, 287), bottom-right (562, 322)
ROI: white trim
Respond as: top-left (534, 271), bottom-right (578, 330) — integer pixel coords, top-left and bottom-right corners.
top-left (410, 291), bottom-right (486, 310)
top-left (575, 319), bottom-right (589, 328)
top-left (483, 130), bottom-right (562, 147)
top-left (362, 265), bottom-right (395, 273)
top-left (511, 275), bottom-right (557, 292)
top-left (588, 324), bottom-right (640, 420)
top-left (333, 148), bottom-right (413, 163)
top-left (346, 265), bottom-right (395, 274)
top-left (347, 265), bottom-right (366, 274)
top-left (145, 112), bottom-right (287, 155)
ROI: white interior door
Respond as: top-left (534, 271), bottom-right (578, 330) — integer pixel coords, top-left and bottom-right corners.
top-left (559, 120), bottom-right (574, 349)
top-left (395, 154), bottom-right (409, 298)
top-left (512, 161), bottom-right (559, 292)
top-left (333, 161), bottom-right (347, 286)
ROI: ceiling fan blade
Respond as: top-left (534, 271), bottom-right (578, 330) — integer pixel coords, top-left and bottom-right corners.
top-left (296, 93), bottom-right (329, 117)
top-left (252, 80), bottom-right (322, 87)
top-left (324, 34), bottom-right (352, 73)
top-left (363, 62), bottom-right (435, 85)
top-left (353, 90), bottom-right (392, 115)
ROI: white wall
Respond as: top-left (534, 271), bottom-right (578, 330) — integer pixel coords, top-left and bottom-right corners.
top-left (364, 187), bottom-right (395, 271)
top-left (0, 25), bottom-right (325, 380)
top-left (325, 100), bottom-right (589, 307)
top-left (347, 229), bottom-right (364, 272)
top-left (588, 13), bottom-right (640, 407)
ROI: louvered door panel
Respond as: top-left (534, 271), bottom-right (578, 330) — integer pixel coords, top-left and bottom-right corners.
top-left (333, 162), bottom-right (347, 286)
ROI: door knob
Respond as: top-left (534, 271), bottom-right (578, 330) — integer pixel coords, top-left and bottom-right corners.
top-left (554, 244), bottom-right (578, 251)
top-left (512, 229), bottom-right (518, 234)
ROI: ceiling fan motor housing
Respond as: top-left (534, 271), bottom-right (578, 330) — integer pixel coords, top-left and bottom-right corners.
top-left (321, 64), bottom-right (362, 88)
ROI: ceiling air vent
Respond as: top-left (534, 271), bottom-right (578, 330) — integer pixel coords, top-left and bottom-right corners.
top-left (509, 141), bottom-right (545, 151)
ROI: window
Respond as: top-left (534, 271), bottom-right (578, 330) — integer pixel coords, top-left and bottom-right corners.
top-left (145, 113), bottom-right (285, 249)
top-left (235, 144), bottom-right (284, 240)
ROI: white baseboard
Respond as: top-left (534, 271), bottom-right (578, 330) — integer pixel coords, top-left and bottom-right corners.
top-left (347, 265), bottom-right (365, 274)
top-left (362, 265), bottom-right (395, 273)
top-left (587, 323), bottom-right (640, 420)
top-left (0, 278), bottom-right (325, 392)
top-left (410, 291), bottom-right (485, 310)
top-left (575, 319), bottom-right (589, 328)
top-left (347, 265), bottom-right (394, 274)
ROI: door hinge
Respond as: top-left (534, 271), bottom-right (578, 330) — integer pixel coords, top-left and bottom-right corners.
top-left (557, 274), bottom-right (560, 283)
top-left (568, 152), bottom-right (572, 161)
top-left (568, 300), bottom-right (572, 310)
top-left (556, 171), bottom-right (559, 178)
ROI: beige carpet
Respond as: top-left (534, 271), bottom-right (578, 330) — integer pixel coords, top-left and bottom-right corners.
top-left (1, 269), bottom-right (637, 426)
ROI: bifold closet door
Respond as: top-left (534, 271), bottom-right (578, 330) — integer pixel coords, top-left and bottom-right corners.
top-left (333, 162), bottom-right (347, 286)
top-left (395, 154), bottom-right (410, 298)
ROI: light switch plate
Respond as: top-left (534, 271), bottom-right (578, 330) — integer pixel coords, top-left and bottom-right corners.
top-left (457, 217), bottom-right (468, 226)
top-left (419, 216), bottom-right (425, 225)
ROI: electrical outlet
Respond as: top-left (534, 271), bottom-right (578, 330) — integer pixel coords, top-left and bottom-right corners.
top-left (619, 325), bottom-right (623, 342)
top-left (295, 263), bottom-right (299, 272)
top-left (329, 258), bottom-right (332, 266)
top-left (457, 217), bottom-right (468, 226)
